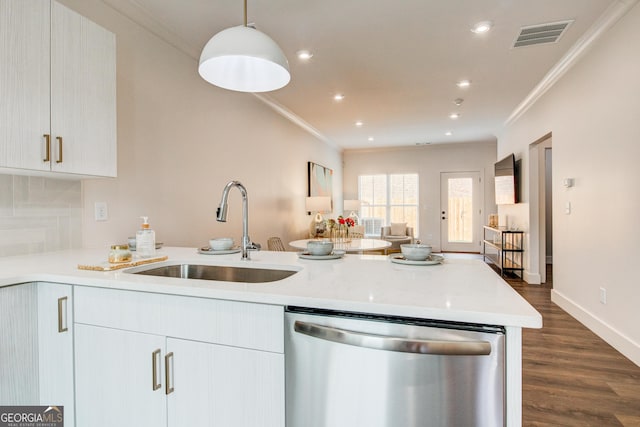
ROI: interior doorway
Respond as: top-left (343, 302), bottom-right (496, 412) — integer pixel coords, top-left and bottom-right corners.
top-left (528, 135), bottom-right (552, 284)
top-left (440, 171), bottom-right (482, 253)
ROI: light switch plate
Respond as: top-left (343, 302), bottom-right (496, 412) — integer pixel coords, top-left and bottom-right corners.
top-left (94, 202), bottom-right (108, 221)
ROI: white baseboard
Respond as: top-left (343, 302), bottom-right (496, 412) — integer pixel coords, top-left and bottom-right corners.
top-left (524, 270), bottom-right (541, 285)
top-left (551, 289), bottom-right (640, 367)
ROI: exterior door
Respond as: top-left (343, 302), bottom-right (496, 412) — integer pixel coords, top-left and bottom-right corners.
top-left (440, 172), bottom-right (482, 252)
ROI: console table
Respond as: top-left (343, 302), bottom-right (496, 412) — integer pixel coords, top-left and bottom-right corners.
top-left (482, 226), bottom-right (524, 279)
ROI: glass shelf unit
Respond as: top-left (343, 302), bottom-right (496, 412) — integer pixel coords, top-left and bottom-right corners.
top-left (483, 226), bottom-right (524, 279)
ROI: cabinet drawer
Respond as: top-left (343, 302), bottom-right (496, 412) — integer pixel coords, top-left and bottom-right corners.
top-left (74, 287), bottom-right (283, 353)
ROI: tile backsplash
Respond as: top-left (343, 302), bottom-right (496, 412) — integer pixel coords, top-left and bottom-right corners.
top-left (0, 174), bottom-right (82, 257)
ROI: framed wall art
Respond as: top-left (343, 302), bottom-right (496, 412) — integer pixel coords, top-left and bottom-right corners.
top-left (307, 162), bottom-right (333, 209)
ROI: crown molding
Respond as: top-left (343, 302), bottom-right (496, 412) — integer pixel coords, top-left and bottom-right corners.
top-left (253, 94), bottom-right (337, 150)
top-left (101, 0), bottom-right (200, 59)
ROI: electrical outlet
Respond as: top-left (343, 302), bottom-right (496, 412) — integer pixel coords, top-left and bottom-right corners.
top-left (599, 287), bottom-right (607, 304)
top-left (94, 202), bottom-right (108, 221)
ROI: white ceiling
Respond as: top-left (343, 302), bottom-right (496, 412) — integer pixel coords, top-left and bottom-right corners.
top-left (103, 0), bottom-right (619, 149)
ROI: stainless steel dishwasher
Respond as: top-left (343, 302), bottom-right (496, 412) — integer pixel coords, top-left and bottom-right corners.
top-left (285, 307), bottom-right (505, 427)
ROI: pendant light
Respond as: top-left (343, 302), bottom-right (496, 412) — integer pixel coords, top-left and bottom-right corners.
top-left (198, 0), bottom-right (290, 92)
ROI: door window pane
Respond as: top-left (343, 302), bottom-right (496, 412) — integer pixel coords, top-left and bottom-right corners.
top-left (447, 178), bottom-right (473, 243)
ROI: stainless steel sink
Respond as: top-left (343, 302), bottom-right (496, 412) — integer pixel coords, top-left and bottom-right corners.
top-left (129, 263), bottom-right (298, 283)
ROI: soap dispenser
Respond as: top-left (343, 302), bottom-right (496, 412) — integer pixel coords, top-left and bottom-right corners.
top-left (136, 216), bottom-right (156, 258)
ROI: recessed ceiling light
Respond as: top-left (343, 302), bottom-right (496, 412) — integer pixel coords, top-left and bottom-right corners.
top-left (297, 50), bottom-right (313, 60)
top-left (355, 121), bottom-right (364, 127)
top-left (333, 93), bottom-right (345, 101)
top-left (471, 21), bottom-right (492, 34)
top-left (456, 80), bottom-right (471, 88)
top-left (368, 136), bottom-right (374, 142)
top-left (453, 98), bottom-right (464, 106)
top-left (445, 131), bottom-right (453, 136)
top-left (449, 113), bottom-right (460, 120)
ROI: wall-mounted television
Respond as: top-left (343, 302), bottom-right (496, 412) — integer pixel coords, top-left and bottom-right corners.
top-left (495, 154), bottom-right (519, 205)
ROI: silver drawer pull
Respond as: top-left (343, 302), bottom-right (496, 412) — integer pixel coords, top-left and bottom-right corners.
top-left (294, 321), bottom-right (491, 356)
top-left (165, 352), bottom-right (174, 395)
top-left (57, 296), bottom-right (68, 333)
top-left (152, 349), bottom-right (162, 391)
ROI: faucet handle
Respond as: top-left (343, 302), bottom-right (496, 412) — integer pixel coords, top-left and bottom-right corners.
top-left (248, 242), bottom-right (261, 251)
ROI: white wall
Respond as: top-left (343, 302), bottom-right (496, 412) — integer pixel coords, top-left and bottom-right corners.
top-left (56, 0), bottom-right (341, 251)
top-left (343, 141), bottom-right (496, 251)
top-left (498, 3), bottom-right (640, 365)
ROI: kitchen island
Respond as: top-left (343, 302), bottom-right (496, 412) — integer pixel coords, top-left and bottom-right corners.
top-left (0, 247), bottom-right (541, 426)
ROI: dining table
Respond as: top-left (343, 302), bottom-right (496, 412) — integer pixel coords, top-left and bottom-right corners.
top-left (288, 238), bottom-right (392, 253)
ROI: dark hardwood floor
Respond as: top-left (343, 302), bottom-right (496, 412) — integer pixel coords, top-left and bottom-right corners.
top-left (505, 266), bottom-right (640, 426)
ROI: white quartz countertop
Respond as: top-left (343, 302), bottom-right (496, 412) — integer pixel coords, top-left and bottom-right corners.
top-left (0, 247), bottom-right (542, 328)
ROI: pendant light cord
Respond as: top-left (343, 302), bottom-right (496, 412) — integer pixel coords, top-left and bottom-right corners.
top-left (244, 0), bottom-right (248, 27)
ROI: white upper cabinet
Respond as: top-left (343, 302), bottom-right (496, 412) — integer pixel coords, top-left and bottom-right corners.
top-left (0, 0), bottom-right (116, 178)
top-left (0, 0), bottom-right (51, 172)
top-left (50, 1), bottom-right (116, 176)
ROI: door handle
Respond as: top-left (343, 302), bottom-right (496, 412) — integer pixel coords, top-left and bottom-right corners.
top-left (294, 321), bottom-right (491, 356)
top-left (152, 349), bottom-right (162, 391)
top-left (43, 134), bottom-right (51, 162)
top-left (55, 136), bottom-right (63, 163)
top-left (165, 352), bottom-right (174, 395)
top-left (57, 296), bottom-right (68, 333)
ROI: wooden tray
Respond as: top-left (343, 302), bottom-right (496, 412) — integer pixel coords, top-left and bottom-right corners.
top-left (78, 255), bottom-right (168, 271)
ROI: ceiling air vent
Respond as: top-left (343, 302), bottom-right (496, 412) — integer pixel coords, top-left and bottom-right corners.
top-left (513, 20), bottom-right (573, 48)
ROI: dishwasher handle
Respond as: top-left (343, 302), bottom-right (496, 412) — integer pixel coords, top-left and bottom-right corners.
top-left (294, 320), bottom-right (491, 356)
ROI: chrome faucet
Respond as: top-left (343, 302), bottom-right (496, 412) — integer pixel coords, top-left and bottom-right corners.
top-left (216, 180), bottom-right (260, 260)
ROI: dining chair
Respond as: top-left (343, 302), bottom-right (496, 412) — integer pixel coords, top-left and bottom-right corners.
top-left (267, 237), bottom-right (286, 251)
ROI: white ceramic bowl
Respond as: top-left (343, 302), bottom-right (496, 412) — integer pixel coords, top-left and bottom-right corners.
top-left (209, 237), bottom-right (234, 251)
top-left (400, 243), bottom-right (432, 261)
top-left (307, 240), bottom-right (334, 256)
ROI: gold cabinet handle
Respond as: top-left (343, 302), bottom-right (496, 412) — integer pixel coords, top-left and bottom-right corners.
top-left (152, 349), bottom-right (162, 391)
top-left (56, 136), bottom-right (63, 163)
top-left (57, 296), bottom-right (68, 333)
top-left (165, 352), bottom-right (174, 395)
top-left (43, 134), bottom-right (51, 162)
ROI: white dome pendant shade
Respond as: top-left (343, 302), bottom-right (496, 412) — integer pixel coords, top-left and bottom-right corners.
top-left (198, 1), bottom-right (290, 93)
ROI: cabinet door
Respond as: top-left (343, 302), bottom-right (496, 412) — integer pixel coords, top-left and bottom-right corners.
top-left (167, 338), bottom-right (285, 427)
top-left (75, 324), bottom-right (166, 427)
top-left (50, 1), bottom-right (116, 177)
top-left (0, 283), bottom-right (39, 404)
top-left (0, 0), bottom-right (50, 171)
top-left (37, 283), bottom-right (74, 426)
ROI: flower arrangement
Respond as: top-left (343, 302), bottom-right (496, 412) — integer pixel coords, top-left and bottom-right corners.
top-left (330, 216), bottom-right (355, 243)
top-left (337, 216), bottom-right (355, 227)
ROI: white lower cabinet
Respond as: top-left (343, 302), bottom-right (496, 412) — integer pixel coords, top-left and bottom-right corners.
top-left (167, 338), bottom-right (284, 427)
top-left (0, 283), bottom-right (39, 404)
top-left (74, 325), bottom-right (167, 427)
top-left (0, 283), bottom-right (74, 425)
top-left (73, 286), bottom-right (285, 427)
top-left (37, 283), bottom-right (74, 426)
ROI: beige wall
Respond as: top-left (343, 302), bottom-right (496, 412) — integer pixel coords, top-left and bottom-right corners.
top-left (56, 0), bottom-right (341, 250)
top-left (343, 141), bottom-right (497, 251)
top-left (499, 3), bottom-right (640, 365)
